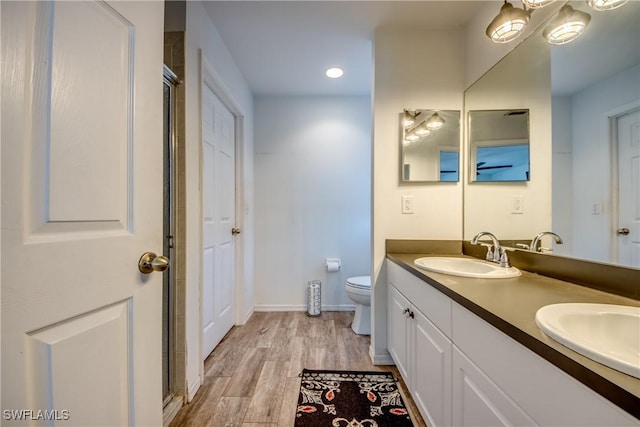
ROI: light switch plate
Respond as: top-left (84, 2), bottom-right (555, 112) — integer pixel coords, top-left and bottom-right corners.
top-left (511, 196), bottom-right (524, 214)
top-left (402, 195), bottom-right (414, 214)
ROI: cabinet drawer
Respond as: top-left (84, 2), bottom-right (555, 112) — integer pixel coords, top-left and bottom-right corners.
top-left (388, 260), bottom-right (451, 338)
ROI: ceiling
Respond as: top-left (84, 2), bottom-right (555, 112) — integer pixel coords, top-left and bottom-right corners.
top-left (202, 1), bottom-right (492, 96)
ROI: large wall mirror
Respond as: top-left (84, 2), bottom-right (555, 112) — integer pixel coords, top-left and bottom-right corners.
top-left (401, 109), bottom-right (460, 182)
top-left (464, 0), bottom-right (640, 269)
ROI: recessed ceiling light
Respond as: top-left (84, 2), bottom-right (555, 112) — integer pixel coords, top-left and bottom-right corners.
top-left (326, 67), bottom-right (344, 79)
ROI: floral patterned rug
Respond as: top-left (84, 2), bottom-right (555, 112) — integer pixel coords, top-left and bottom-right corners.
top-left (294, 369), bottom-right (414, 427)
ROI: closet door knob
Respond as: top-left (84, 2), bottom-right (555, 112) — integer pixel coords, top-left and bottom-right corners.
top-left (617, 228), bottom-right (630, 236)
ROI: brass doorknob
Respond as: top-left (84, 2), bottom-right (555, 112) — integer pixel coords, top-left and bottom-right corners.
top-left (231, 228), bottom-right (241, 235)
top-left (138, 252), bottom-right (170, 274)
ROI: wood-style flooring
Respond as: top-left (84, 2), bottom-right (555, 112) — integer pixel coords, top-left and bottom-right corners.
top-left (169, 311), bottom-right (427, 427)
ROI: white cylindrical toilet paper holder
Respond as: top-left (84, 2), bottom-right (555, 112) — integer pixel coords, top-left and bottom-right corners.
top-left (306, 280), bottom-right (321, 317)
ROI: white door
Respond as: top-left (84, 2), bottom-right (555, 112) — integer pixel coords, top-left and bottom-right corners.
top-left (201, 83), bottom-right (236, 359)
top-left (387, 285), bottom-right (411, 383)
top-left (616, 109), bottom-right (640, 267)
top-left (452, 347), bottom-right (536, 427)
top-left (412, 308), bottom-right (452, 427)
top-left (1, 2), bottom-right (164, 426)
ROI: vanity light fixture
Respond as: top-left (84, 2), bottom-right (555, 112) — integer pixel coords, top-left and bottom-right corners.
top-left (403, 110), bottom-right (421, 128)
top-left (425, 112), bottom-right (445, 131)
top-left (325, 67), bottom-right (344, 78)
top-left (587, 0), bottom-right (629, 11)
top-left (543, 5), bottom-right (591, 45)
top-left (486, 1), bottom-right (531, 43)
top-left (414, 122), bottom-right (431, 137)
top-left (522, 0), bottom-right (554, 9)
top-left (404, 132), bottom-right (420, 143)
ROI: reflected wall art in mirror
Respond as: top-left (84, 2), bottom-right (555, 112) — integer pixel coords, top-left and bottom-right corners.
top-left (469, 109), bottom-right (530, 182)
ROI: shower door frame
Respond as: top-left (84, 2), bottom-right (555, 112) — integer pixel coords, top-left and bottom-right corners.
top-left (163, 65), bottom-right (179, 407)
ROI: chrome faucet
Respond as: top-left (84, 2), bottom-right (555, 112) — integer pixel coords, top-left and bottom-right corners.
top-left (530, 232), bottom-right (563, 253)
top-left (470, 231), bottom-right (511, 267)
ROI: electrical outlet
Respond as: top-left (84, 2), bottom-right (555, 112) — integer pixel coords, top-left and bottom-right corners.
top-left (402, 195), bottom-right (414, 214)
top-left (511, 196), bottom-right (524, 214)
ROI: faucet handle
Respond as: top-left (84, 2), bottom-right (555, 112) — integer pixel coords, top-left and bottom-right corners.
top-left (485, 246), bottom-right (494, 261)
top-left (499, 248), bottom-right (511, 268)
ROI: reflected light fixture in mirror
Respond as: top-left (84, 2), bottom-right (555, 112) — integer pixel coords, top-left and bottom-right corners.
top-left (486, 1), bottom-right (531, 43)
top-left (425, 112), bottom-right (445, 131)
top-left (414, 122), bottom-right (431, 136)
top-left (543, 5), bottom-right (591, 45)
top-left (522, 0), bottom-right (554, 9)
top-left (587, 0), bottom-right (629, 11)
top-left (403, 109), bottom-right (421, 128)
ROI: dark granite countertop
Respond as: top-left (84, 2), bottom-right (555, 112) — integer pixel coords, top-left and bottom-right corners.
top-left (386, 253), bottom-right (640, 420)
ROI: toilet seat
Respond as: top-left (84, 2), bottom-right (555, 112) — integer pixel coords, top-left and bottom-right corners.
top-left (346, 276), bottom-right (371, 290)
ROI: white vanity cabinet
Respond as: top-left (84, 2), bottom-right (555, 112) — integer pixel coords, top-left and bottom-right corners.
top-left (388, 261), bottom-right (453, 427)
top-left (452, 345), bottom-right (536, 426)
top-left (452, 302), bottom-right (638, 427)
top-left (386, 259), bottom-right (639, 427)
top-left (387, 284), bottom-right (412, 381)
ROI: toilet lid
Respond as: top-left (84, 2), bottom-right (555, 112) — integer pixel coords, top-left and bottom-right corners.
top-left (346, 276), bottom-right (371, 289)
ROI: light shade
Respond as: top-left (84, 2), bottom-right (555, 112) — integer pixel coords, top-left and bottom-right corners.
top-left (403, 110), bottom-right (421, 128)
top-left (587, 0), bottom-right (629, 11)
top-left (414, 122), bottom-right (431, 137)
top-left (486, 2), bottom-right (530, 43)
top-left (543, 5), bottom-right (591, 45)
top-left (522, 0), bottom-right (555, 9)
top-left (404, 133), bottom-right (419, 143)
top-left (425, 112), bottom-right (445, 131)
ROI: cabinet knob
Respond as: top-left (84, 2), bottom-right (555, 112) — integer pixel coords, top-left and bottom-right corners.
top-left (409, 310), bottom-right (415, 319)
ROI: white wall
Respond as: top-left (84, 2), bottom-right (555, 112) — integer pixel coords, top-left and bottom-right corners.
top-left (372, 28), bottom-right (465, 361)
top-left (570, 64), bottom-right (640, 263)
top-left (253, 96), bottom-right (371, 311)
top-left (184, 0), bottom-right (254, 400)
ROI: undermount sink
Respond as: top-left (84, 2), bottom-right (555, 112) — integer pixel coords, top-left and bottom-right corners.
top-left (535, 303), bottom-right (640, 379)
top-left (413, 257), bottom-right (521, 279)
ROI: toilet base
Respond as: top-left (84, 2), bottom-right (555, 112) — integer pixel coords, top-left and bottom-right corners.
top-left (351, 305), bottom-right (371, 335)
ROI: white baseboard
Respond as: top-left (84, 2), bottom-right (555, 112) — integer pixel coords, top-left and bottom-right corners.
top-left (370, 345), bottom-right (394, 365)
top-left (239, 307), bottom-right (254, 325)
top-left (253, 304), bottom-right (355, 312)
top-left (186, 375), bottom-right (202, 402)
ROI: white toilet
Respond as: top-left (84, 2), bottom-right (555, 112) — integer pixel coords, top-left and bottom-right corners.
top-left (345, 276), bottom-right (371, 335)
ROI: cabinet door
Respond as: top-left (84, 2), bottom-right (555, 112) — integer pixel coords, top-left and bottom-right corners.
top-left (412, 308), bottom-right (452, 427)
top-left (387, 285), bottom-right (412, 383)
top-left (452, 347), bottom-right (537, 427)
